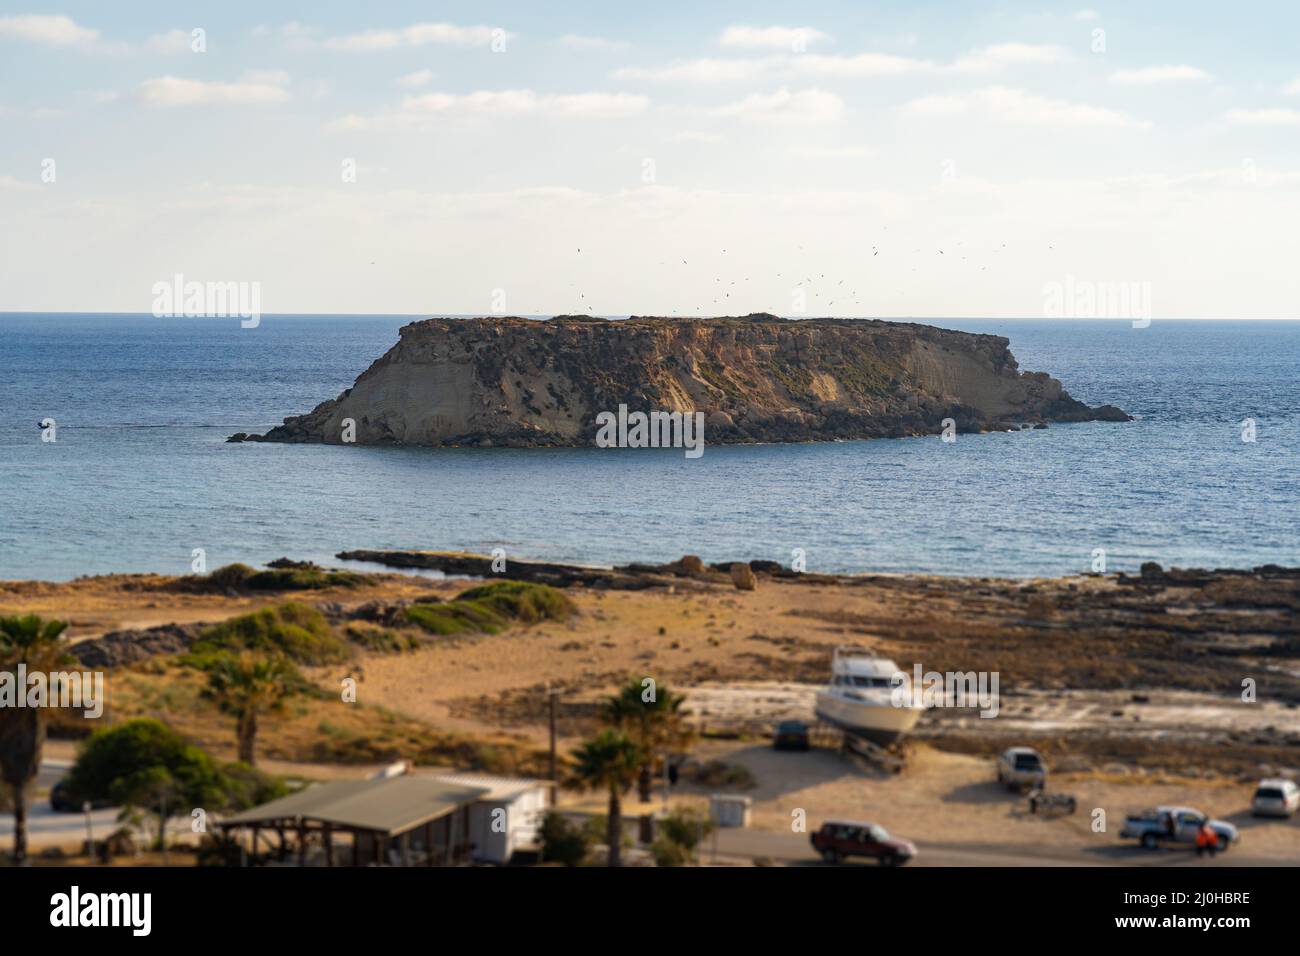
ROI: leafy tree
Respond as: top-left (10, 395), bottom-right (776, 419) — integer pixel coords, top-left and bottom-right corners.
top-left (604, 677), bottom-right (693, 802)
top-left (0, 614), bottom-right (71, 863)
top-left (200, 652), bottom-right (298, 766)
top-left (572, 729), bottom-right (644, 867)
top-left (64, 718), bottom-right (230, 850)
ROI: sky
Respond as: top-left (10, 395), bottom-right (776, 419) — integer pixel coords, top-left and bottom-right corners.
top-left (1, 1), bottom-right (1298, 318)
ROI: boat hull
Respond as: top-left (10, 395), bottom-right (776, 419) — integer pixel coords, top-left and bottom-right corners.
top-left (814, 691), bottom-right (921, 746)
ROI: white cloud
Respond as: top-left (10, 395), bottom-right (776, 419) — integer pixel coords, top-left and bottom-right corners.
top-left (791, 144), bottom-right (877, 159)
top-left (667, 131), bottom-right (725, 144)
top-left (402, 90), bottom-right (647, 118)
top-left (140, 72), bottom-right (292, 107)
top-left (396, 70), bottom-right (434, 88)
top-left (615, 57), bottom-right (777, 83)
top-left (323, 22), bottom-right (510, 52)
top-left (0, 174), bottom-right (41, 191)
top-left (1074, 9), bottom-right (1099, 20)
top-left (794, 52), bottom-right (933, 77)
top-left (242, 69), bottom-right (291, 87)
top-left (1224, 108), bottom-right (1300, 126)
top-left (558, 34), bottom-right (628, 52)
top-left (719, 25), bottom-right (830, 50)
top-left (903, 86), bottom-right (1149, 128)
top-left (949, 43), bottom-right (1068, 72)
top-left (0, 14), bottom-right (100, 48)
top-left (711, 88), bottom-right (844, 126)
top-left (1110, 65), bottom-right (1211, 85)
top-left (618, 43), bottom-right (1067, 84)
top-left (0, 13), bottom-right (104, 49)
top-left (252, 22), bottom-right (319, 48)
top-left (332, 89), bottom-right (649, 129)
top-left (1283, 78), bottom-right (1300, 95)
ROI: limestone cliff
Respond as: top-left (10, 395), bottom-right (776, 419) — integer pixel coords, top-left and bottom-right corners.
top-left (234, 314), bottom-right (1130, 447)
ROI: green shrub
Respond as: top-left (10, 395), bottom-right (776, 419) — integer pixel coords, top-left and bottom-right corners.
top-left (246, 568), bottom-right (367, 591)
top-left (454, 581), bottom-right (574, 623)
top-left (208, 563), bottom-right (256, 589)
top-left (682, 760), bottom-right (756, 790)
top-left (190, 563), bottom-right (366, 594)
top-left (405, 601), bottom-right (507, 636)
top-left (345, 622), bottom-right (419, 653)
top-left (190, 603), bottom-right (350, 665)
top-left (651, 838), bottom-right (693, 867)
top-left (539, 812), bottom-right (590, 866)
top-left (659, 807), bottom-right (715, 850)
top-left (404, 582), bottom-right (573, 638)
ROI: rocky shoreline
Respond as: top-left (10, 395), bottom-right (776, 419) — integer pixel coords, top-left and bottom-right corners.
top-left (229, 314), bottom-right (1131, 448)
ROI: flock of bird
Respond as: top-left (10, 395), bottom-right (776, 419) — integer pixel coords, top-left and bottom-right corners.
top-left (553, 237), bottom-right (1047, 317)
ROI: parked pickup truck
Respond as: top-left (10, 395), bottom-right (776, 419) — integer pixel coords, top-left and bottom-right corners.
top-left (996, 747), bottom-right (1047, 791)
top-left (1120, 806), bottom-right (1239, 851)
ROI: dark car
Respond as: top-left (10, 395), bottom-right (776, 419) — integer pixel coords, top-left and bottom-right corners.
top-left (773, 720), bottom-right (810, 751)
top-left (49, 781), bottom-right (111, 813)
top-left (811, 820), bottom-right (916, 866)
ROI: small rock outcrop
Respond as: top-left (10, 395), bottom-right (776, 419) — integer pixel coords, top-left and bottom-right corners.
top-left (730, 563), bottom-right (758, 591)
top-left (71, 623), bottom-right (201, 668)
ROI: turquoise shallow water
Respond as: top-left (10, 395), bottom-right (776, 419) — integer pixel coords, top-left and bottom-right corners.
top-left (0, 314), bottom-right (1296, 581)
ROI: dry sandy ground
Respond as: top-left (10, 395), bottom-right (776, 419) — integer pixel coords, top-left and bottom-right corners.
top-left (558, 741), bottom-right (1300, 862)
top-left (4, 566), bottom-right (1298, 862)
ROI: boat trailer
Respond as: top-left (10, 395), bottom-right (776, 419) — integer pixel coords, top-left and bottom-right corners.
top-left (811, 721), bottom-right (908, 773)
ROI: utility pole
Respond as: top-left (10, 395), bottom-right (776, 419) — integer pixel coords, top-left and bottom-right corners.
top-left (662, 750), bottom-right (670, 811)
top-left (547, 684), bottom-right (558, 808)
top-left (159, 793), bottom-right (168, 865)
top-left (82, 802), bottom-right (94, 859)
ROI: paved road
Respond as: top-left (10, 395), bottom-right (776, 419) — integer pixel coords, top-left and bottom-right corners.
top-left (714, 827), bottom-right (1290, 867)
top-left (0, 758), bottom-right (123, 849)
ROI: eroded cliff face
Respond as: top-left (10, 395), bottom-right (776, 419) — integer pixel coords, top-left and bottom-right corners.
top-left (237, 314), bottom-right (1130, 447)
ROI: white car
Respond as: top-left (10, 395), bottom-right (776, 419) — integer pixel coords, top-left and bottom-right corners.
top-left (1251, 779), bottom-right (1300, 818)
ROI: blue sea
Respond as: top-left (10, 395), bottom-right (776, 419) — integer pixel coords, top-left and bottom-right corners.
top-left (1, 314), bottom-right (1296, 582)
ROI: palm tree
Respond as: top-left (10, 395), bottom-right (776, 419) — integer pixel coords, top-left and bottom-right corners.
top-left (572, 729), bottom-right (644, 867)
top-left (200, 653), bottom-right (296, 766)
top-left (605, 677), bottom-right (693, 802)
top-left (0, 614), bottom-right (70, 864)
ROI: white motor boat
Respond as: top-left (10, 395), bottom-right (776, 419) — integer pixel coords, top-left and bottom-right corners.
top-left (814, 647), bottom-right (922, 745)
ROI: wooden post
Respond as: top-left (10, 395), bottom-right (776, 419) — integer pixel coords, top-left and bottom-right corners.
top-left (351, 830), bottom-right (360, 867)
top-left (324, 823), bottom-right (334, 867)
top-left (399, 832), bottom-right (410, 867)
top-left (250, 824), bottom-right (260, 862)
top-left (297, 823), bottom-right (307, 866)
top-left (425, 821), bottom-right (435, 867)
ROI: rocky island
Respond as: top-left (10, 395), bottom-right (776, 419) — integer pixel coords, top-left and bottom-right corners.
top-left (231, 314), bottom-right (1130, 447)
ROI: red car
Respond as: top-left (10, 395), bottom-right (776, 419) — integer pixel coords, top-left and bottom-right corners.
top-left (811, 820), bottom-right (916, 866)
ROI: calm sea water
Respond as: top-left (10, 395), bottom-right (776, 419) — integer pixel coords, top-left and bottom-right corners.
top-left (1, 314), bottom-right (1296, 581)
